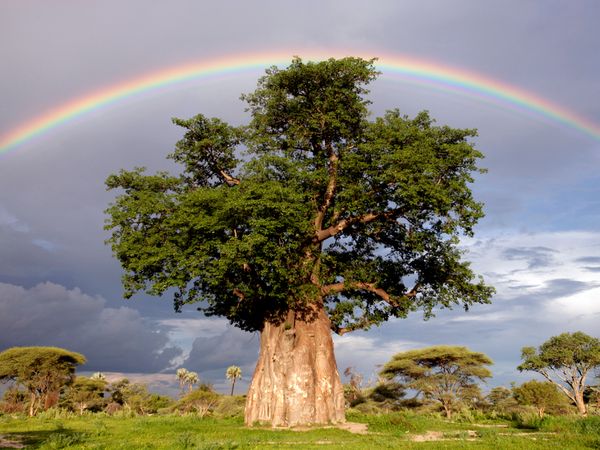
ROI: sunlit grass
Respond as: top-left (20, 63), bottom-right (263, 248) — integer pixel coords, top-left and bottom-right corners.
top-left (0, 412), bottom-right (598, 449)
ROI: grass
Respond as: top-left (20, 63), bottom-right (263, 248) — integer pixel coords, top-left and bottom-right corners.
top-left (0, 412), bottom-right (598, 449)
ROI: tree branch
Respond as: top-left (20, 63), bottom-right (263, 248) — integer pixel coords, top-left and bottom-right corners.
top-left (232, 288), bottom-right (245, 301)
top-left (314, 145), bottom-right (339, 232)
top-left (218, 170), bottom-right (240, 186)
top-left (322, 281), bottom-right (419, 309)
top-left (314, 209), bottom-right (400, 242)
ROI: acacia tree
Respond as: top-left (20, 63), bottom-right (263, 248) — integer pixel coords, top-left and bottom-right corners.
top-left (518, 331), bottom-right (600, 416)
top-left (380, 346), bottom-right (493, 418)
top-left (105, 57), bottom-right (493, 426)
top-left (0, 346), bottom-right (86, 416)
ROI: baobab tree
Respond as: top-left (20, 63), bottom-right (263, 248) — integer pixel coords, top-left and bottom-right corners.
top-left (105, 57), bottom-right (493, 426)
top-left (226, 365), bottom-right (242, 396)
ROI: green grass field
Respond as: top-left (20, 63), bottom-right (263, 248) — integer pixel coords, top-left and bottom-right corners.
top-left (1, 412), bottom-right (599, 449)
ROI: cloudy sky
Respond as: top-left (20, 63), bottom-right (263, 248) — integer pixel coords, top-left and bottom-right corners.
top-left (1, 1), bottom-right (599, 395)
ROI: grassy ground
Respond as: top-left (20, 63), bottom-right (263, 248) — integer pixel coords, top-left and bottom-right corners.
top-left (0, 412), bottom-right (599, 449)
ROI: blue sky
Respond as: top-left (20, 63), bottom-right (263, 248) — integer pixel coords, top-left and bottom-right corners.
top-left (1, 0), bottom-right (599, 395)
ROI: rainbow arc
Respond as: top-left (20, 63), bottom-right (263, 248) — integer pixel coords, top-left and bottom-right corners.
top-left (1, 50), bottom-right (599, 154)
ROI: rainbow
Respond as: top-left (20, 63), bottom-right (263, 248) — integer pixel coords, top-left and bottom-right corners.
top-left (1, 50), bottom-right (599, 154)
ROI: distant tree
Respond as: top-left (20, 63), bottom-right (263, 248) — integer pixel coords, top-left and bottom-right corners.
top-left (0, 346), bottom-right (86, 416)
top-left (518, 331), bottom-right (600, 416)
top-left (106, 378), bottom-right (164, 415)
top-left (367, 381), bottom-right (406, 410)
top-left (512, 380), bottom-right (568, 418)
top-left (176, 383), bottom-right (220, 417)
top-left (105, 56), bottom-right (493, 426)
top-left (176, 368), bottom-right (199, 395)
top-left (63, 376), bottom-right (107, 414)
top-left (343, 367), bottom-right (365, 406)
top-left (380, 346), bottom-right (493, 418)
top-left (486, 386), bottom-right (517, 412)
top-left (225, 366), bottom-right (242, 396)
top-left (0, 386), bottom-right (27, 414)
top-left (185, 371), bottom-right (199, 393)
top-left (176, 368), bottom-right (189, 396)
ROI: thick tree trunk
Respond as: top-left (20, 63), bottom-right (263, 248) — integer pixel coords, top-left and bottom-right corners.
top-left (244, 306), bottom-right (346, 427)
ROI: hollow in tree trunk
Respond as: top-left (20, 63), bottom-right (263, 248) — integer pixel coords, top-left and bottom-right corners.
top-left (244, 305), bottom-right (346, 427)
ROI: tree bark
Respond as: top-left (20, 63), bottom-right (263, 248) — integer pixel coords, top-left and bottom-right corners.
top-left (29, 392), bottom-right (36, 417)
top-left (574, 391), bottom-right (588, 416)
top-left (244, 306), bottom-right (346, 427)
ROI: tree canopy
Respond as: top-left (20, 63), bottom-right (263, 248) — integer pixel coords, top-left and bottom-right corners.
top-left (105, 57), bottom-right (493, 335)
top-left (380, 345), bottom-right (493, 418)
top-left (0, 346), bottom-right (86, 416)
top-left (512, 380), bottom-right (569, 418)
top-left (518, 331), bottom-right (600, 416)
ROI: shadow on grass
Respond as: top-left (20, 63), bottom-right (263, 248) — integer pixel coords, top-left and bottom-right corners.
top-left (1, 427), bottom-right (86, 449)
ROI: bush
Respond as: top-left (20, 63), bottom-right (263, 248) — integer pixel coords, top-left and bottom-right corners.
top-left (175, 388), bottom-right (221, 417)
top-left (213, 396), bottom-right (245, 418)
top-left (512, 409), bottom-right (548, 430)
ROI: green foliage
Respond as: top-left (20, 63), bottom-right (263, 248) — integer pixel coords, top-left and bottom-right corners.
top-left (518, 332), bottom-right (600, 373)
top-left (62, 376), bottom-right (107, 414)
top-left (105, 56), bottom-right (493, 334)
top-left (486, 386), bottom-right (519, 413)
top-left (380, 345), bottom-right (493, 418)
top-left (105, 378), bottom-right (172, 415)
top-left (0, 346), bottom-right (86, 416)
top-left (512, 380), bottom-right (570, 417)
top-left (518, 331), bottom-right (600, 414)
top-left (175, 387), bottom-right (221, 417)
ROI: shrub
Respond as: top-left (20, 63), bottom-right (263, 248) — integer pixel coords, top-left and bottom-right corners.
top-left (175, 388), bottom-right (221, 417)
top-left (213, 396), bottom-right (245, 418)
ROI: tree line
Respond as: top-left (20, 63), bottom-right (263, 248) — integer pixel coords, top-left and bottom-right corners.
top-left (1, 331), bottom-right (598, 419)
top-left (0, 347), bottom-right (243, 417)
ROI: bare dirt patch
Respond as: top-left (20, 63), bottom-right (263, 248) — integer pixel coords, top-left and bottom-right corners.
top-left (272, 421), bottom-right (369, 434)
top-left (410, 430), bottom-right (478, 442)
top-left (0, 435), bottom-right (25, 449)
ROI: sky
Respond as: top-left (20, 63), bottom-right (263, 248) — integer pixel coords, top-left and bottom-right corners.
top-left (1, 1), bottom-right (599, 396)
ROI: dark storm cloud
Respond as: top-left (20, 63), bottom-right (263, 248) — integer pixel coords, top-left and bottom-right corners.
top-left (183, 328), bottom-right (259, 373)
top-left (0, 281), bottom-right (182, 373)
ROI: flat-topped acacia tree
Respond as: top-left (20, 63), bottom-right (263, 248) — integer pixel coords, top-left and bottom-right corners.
top-left (105, 57), bottom-right (493, 426)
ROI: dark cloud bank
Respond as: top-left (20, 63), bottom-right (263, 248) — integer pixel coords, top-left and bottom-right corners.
top-left (0, 281), bottom-right (182, 373)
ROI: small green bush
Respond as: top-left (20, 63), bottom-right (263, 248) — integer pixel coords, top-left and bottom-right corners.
top-left (43, 431), bottom-right (86, 449)
top-left (513, 410), bottom-right (547, 430)
top-left (213, 396), bottom-right (245, 418)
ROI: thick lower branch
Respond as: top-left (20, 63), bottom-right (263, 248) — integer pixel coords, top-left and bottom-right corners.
top-left (314, 209), bottom-right (400, 242)
top-left (322, 281), bottom-right (419, 308)
top-left (325, 281), bottom-right (420, 335)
